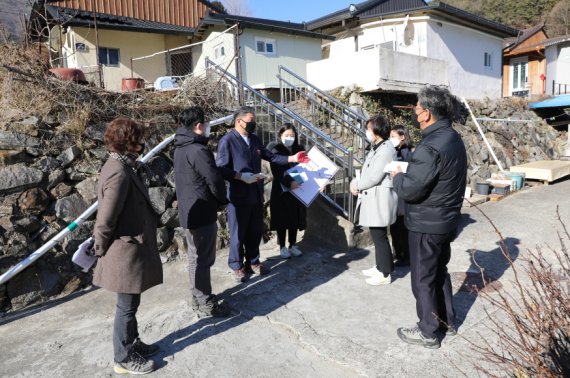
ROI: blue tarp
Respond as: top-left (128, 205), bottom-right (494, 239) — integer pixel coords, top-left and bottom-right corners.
top-left (529, 94), bottom-right (570, 109)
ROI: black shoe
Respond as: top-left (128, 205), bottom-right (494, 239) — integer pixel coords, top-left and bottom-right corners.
top-left (114, 352), bottom-right (155, 375)
top-left (132, 338), bottom-right (160, 358)
top-left (394, 259), bottom-right (410, 267)
top-left (192, 295), bottom-right (231, 318)
top-left (397, 325), bottom-right (441, 349)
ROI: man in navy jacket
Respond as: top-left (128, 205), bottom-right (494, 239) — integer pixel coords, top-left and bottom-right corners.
top-left (217, 106), bottom-right (307, 282)
top-left (174, 106), bottom-right (230, 317)
top-left (391, 87), bottom-right (467, 349)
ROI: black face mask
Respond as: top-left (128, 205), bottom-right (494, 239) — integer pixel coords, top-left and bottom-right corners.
top-left (410, 112), bottom-right (420, 129)
top-left (242, 120), bottom-right (256, 134)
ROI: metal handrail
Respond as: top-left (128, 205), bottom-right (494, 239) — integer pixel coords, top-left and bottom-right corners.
top-left (206, 58), bottom-right (355, 221)
top-left (278, 75), bottom-right (366, 139)
top-left (278, 65), bottom-right (366, 122)
top-left (206, 59), bottom-right (349, 153)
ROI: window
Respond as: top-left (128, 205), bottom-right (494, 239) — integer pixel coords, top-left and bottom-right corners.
top-left (510, 57), bottom-right (529, 95)
top-left (484, 52), bottom-right (492, 68)
top-left (214, 44), bottom-right (225, 59)
top-left (98, 47), bottom-right (120, 66)
top-left (255, 38), bottom-right (276, 55)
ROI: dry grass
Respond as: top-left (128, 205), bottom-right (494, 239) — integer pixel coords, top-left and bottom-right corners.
top-left (461, 204), bottom-right (570, 377)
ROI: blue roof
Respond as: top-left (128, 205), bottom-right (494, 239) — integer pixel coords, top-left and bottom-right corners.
top-left (529, 94), bottom-right (570, 109)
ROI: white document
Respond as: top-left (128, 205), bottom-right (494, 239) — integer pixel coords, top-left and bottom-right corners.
top-left (383, 161), bottom-right (408, 173)
top-left (286, 146), bottom-right (339, 207)
top-left (72, 237), bottom-right (97, 272)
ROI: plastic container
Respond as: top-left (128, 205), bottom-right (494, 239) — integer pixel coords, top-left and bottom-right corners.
top-left (121, 78), bottom-right (145, 91)
top-left (492, 184), bottom-right (510, 195)
top-left (475, 182), bottom-right (490, 195)
top-left (48, 68), bottom-right (88, 84)
top-left (508, 172), bottom-right (525, 190)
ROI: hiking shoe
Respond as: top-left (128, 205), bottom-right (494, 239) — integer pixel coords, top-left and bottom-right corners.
top-left (289, 245), bottom-right (303, 257)
top-left (233, 268), bottom-right (247, 283)
top-left (132, 338), bottom-right (160, 358)
top-left (248, 262), bottom-right (269, 276)
top-left (280, 247), bottom-right (291, 259)
top-left (397, 325), bottom-right (440, 349)
top-left (365, 274), bottom-right (391, 285)
top-left (361, 265), bottom-right (381, 277)
top-left (445, 327), bottom-right (457, 336)
top-left (192, 295), bottom-right (231, 318)
top-left (114, 352), bottom-right (155, 375)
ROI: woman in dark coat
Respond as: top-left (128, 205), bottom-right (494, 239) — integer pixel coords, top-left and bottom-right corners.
top-left (269, 123), bottom-right (307, 259)
top-left (93, 118), bottom-right (162, 375)
top-left (389, 124), bottom-right (413, 266)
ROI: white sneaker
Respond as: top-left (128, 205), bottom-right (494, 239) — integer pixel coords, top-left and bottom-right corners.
top-left (361, 265), bottom-right (381, 277)
top-left (280, 247), bottom-right (291, 259)
top-left (366, 274), bottom-right (391, 285)
top-left (289, 245), bottom-right (302, 257)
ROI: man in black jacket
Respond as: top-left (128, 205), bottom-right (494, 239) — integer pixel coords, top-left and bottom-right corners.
top-left (391, 86), bottom-right (467, 349)
top-left (174, 106), bottom-right (230, 317)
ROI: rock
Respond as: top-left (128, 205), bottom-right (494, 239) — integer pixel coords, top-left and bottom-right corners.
top-left (159, 208), bottom-right (179, 228)
top-left (50, 182), bottom-right (73, 199)
top-left (11, 115), bottom-right (40, 134)
top-left (75, 177), bottom-right (98, 203)
top-left (147, 156), bottom-right (172, 187)
top-left (0, 149), bottom-right (31, 165)
top-left (84, 123), bottom-right (106, 142)
top-left (35, 156), bottom-right (62, 173)
top-left (156, 227), bottom-right (172, 252)
top-left (6, 262), bottom-right (60, 310)
top-left (38, 222), bottom-right (63, 244)
top-left (0, 164), bottom-right (44, 195)
top-left (166, 170), bottom-right (176, 188)
top-left (47, 169), bottom-right (66, 190)
top-left (57, 146), bottom-right (82, 168)
top-left (18, 188), bottom-right (51, 214)
top-left (55, 193), bottom-right (88, 223)
top-left (73, 160), bottom-right (102, 176)
top-left (0, 131), bottom-right (40, 149)
top-left (14, 215), bottom-right (42, 233)
top-left (148, 187), bottom-right (175, 214)
top-left (86, 148), bottom-right (108, 161)
top-left (66, 169), bottom-right (88, 182)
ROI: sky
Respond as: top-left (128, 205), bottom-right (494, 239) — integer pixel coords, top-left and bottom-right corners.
top-left (232, 0), bottom-right (353, 23)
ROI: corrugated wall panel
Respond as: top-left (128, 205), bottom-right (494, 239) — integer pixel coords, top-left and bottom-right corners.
top-left (48, 0), bottom-right (210, 27)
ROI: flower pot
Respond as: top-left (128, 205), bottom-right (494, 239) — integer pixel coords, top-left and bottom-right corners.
top-left (475, 182), bottom-right (490, 195)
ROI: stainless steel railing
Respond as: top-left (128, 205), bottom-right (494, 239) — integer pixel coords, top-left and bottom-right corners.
top-left (206, 59), bottom-right (355, 222)
top-left (278, 65), bottom-right (367, 164)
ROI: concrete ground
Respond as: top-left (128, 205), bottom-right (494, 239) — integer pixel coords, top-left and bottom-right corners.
top-left (1, 179), bottom-right (569, 377)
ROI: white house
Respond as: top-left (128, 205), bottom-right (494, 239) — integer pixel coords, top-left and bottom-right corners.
top-left (191, 13), bottom-right (332, 94)
top-left (305, 0), bottom-right (519, 99)
top-left (544, 35), bottom-right (570, 96)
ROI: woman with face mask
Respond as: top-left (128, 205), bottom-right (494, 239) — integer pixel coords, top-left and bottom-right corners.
top-left (268, 123), bottom-right (307, 259)
top-left (350, 115), bottom-right (398, 285)
top-left (92, 118), bottom-right (163, 375)
top-left (389, 125), bottom-right (413, 266)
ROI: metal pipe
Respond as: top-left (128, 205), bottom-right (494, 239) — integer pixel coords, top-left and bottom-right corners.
top-left (278, 65), bottom-right (366, 122)
top-left (0, 114), bottom-right (233, 287)
top-left (462, 98), bottom-right (506, 173)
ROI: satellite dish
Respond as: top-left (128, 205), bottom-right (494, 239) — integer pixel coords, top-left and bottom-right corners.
top-left (48, 25), bottom-right (63, 52)
top-left (403, 22), bottom-right (414, 46)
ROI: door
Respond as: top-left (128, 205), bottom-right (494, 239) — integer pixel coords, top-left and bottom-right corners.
top-left (510, 56), bottom-right (529, 97)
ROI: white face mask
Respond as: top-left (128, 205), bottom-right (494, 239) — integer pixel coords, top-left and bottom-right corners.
top-left (282, 136), bottom-right (295, 147)
top-left (204, 123), bottom-right (211, 138)
top-left (389, 137), bottom-right (401, 148)
top-left (365, 129), bottom-right (375, 143)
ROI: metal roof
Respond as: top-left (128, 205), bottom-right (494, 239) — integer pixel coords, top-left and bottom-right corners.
top-left (307, 0), bottom-right (518, 38)
top-left (529, 94), bottom-right (570, 109)
top-left (199, 12), bottom-right (334, 40)
top-left (43, 5), bottom-right (195, 35)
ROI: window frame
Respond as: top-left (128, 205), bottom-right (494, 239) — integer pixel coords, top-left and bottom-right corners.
top-left (254, 37), bottom-right (277, 56)
top-left (98, 47), bottom-right (120, 67)
top-left (484, 52), bottom-right (492, 69)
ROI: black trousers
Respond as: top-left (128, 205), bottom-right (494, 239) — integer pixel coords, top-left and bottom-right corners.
top-left (390, 215), bottom-right (409, 262)
top-left (185, 222), bottom-right (217, 304)
top-left (408, 230), bottom-right (456, 338)
top-left (113, 293), bottom-right (141, 362)
top-left (276, 228), bottom-right (297, 248)
top-left (227, 203), bottom-right (263, 270)
top-left (369, 227), bottom-right (393, 275)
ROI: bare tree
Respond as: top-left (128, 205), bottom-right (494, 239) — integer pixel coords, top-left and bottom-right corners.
top-left (546, 0), bottom-right (570, 37)
top-left (221, 0), bottom-right (253, 16)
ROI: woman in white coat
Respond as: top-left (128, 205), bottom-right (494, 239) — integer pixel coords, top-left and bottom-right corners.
top-left (351, 115), bottom-right (398, 285)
